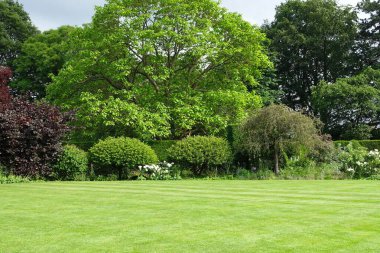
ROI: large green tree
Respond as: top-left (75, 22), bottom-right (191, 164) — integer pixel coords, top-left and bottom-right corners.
top-left (264, 0), bottom-right (358, 111)
top-left (312, 68), bottom-right (380, 140)
top-left (11, 26), bottom-right (76, 97)
top-left (0, 0), bottom-right (38, 67)
top-left (47, 0), bottom-right (271, 141)
top-left (357, 0), bottom-right (380, 69)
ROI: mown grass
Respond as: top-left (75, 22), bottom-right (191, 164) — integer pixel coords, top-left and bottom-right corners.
top-left (1, 181), bottom-right (379, 252)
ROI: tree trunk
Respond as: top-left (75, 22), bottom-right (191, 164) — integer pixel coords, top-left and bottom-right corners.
top-left (274, 148), bottom-right (280, 175)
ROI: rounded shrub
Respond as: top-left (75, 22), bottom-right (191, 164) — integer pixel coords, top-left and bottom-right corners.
top-left (168, 136), bottom-right (232, 176)
top-left (89, 137), bottom-right (158, 179)
top-left (53, 145), bottom-right (88, 180)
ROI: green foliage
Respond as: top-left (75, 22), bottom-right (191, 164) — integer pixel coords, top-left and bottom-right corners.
top-left (280, 163), bottom-right (347, 180)
top-left (11, 26), bottom-right (77, 97)
top-left (89, 137), bottom-right (158, 179)
top-left (148, 140), bottom-right (178, 161)
top-left (53, 145), bottom-right (88, 181)
top-left (313, 68), bottom-right (380, 139)
top-left (168, 136), bottom-right (232, 176)
top-left (282, 153), bottom-right (346, 180)
top-left (264, 0), bottom-right (358, 111)
top-left (234, 168), bottom-right (252, 180)
top-left (0, 0), bottom-right (38, 66)
top-left (335, 140), bottom-right (380, 151)
top-left (238, 104), bottom-right (323, 173)
top-left (0, 171), bottom-right (30, 184)
top-left (47, 0), bottom-right (270, 141)
top-left (341, 124), bottom-right (373, 140)
top-left (251, 169), bottom-right (277, 180)
top-left (357, 0), bottom-right (380, 68)
top-left (336, 141), bottom-right (380, 179)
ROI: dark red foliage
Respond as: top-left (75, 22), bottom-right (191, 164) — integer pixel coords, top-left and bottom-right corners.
top-left (0, 95), bottom-right (72, 178)
top-left (0, 66), bottom-right (12, 85)
top-left (0, 66), bottom-right (12, 110)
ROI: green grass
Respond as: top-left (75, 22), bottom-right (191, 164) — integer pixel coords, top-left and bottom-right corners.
top-left (1, 181), bottom-right (379, 252)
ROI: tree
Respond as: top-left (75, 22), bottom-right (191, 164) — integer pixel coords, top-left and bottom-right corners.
top-left (47, 0), bottom-right (271, 141)
top-left (312, 68), bottom-right (380, 139)
top-left (357, 0), bottom-right (380, 69)
top-left (239, 104), bottom-right (321, 174)
top-left (0, 0), bottom-right (38, 67)
top-left (264, 0), bottom-right (358, 111)
top-left (11, 26), bottom-right (77, 97)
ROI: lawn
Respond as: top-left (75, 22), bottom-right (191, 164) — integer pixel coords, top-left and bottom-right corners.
top-left (1, 181), bottom-right (379, 252)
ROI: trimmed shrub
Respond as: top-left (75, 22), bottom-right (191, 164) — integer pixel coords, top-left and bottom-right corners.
top-left (89, 137), bottom-right (158, 180)
top-left (148, 140), bottom-right (178, 161)
top-left (335, 140), bottom-right (380, 151)
top-left (53, 145), bottom-right (88, 180)
top-left (168, 136), bottom-right (232, 176)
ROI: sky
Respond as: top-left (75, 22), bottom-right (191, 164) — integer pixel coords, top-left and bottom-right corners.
top-left (18, 0), bottom-right (361, 31)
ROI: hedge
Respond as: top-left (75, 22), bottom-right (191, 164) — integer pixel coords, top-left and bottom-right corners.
top-left (148, 140), bottom-right (178, 161)
top-left (334, 140), bottom-right (380, 151)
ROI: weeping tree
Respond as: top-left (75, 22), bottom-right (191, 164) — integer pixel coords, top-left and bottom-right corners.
top-left (239, 104), bottom-right (322, 174)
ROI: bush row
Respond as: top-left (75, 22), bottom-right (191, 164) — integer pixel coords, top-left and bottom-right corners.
top-left (50, 136), bottom-right (232, 180)
top-left (30, 137), bottom-right (380, 181)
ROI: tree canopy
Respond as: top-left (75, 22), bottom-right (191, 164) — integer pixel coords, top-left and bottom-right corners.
top-left (264, 0), bottom-right (358, 111)
top-left (313, 68), bottom-right (380, 140)
top-left (11, 26), bottom-right (77, 97)
top-left (0, 0), bottom-right (38, 67)
top-left (47, 0), bottom-right (271, 141)
top-left (357, 0), bottom-right (380, 69)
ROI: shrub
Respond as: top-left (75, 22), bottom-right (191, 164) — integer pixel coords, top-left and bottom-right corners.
top-left (0, 92), bottom-right (71, 178)
top-left (89, 137), bottom-right (158, 180)
top-left (235, 168), bottom-right (252, 180)
top-left (168, 136), bottom-right (232, 176)
top-left (53, 145), bottom-right (88, 180)
top-left (0, 171), bottom-right (30, 184)
top-left (251, 168), bottom-right (276, 180)
top-left (148, 140), bottom-right (178, 161)
top-left (336, 141), bottom-right (380, 179)
top-left (281, 161), bottom-right (346, 180)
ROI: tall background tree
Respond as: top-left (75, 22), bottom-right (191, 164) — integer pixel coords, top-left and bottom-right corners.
top-left (47, 0), bottom-right (272, 143)
top-left (263, 0), bottom-right (358, 111)
top-left (11, 26), bottom-right (76, 97)
top-left (0, 0), bottom-right (38, 67)
top-left (312, 68), bottom-right (380, 140)
top-left (357, 0), bottom-right (380, 69)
